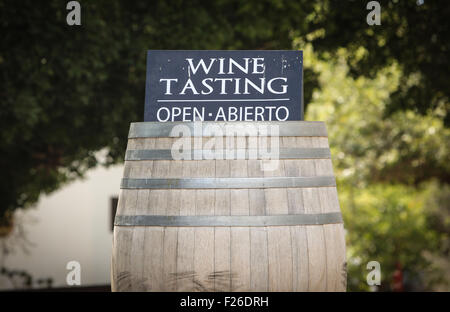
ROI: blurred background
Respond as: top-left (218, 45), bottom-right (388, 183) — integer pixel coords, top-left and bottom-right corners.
top-left (0, 0), bottom-right (448, 291)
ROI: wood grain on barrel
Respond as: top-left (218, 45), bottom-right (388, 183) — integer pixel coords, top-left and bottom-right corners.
top-left (214, 158), bottom-right (231, 291)
top-left (264, 142), bottom-right (293, 292)
top-left (144, 138), bottom-right (168, 291)
top-left (314, 137), bottom-right (347, 291)
top-left (193, 159), bottom-right (215, 291)
top-left (302, 137), bottom-right (327, 291)
top-left (130, 138), bottom-right (153, 290)
top-left (112, 122), bottom-right (346, 292)
top-left (230, 150), bottom-right (251, 291)
top-left (282, 137), bottom-right (309, 291)
top-left (163, 154), bottom-right (182, 291)
top-left (176, 152), bottom-right (196, 291)
top-left (248, 146), bottom-right (268, 292)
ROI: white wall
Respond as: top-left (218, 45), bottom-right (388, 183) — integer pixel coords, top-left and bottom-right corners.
top-left (0, 163), bottom-right (124, 289)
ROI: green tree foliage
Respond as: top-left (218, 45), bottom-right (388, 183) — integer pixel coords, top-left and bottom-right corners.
top-left (305, 47), bottom-right (450, 186)
top-left (308, 0), bottom-right (450, 126)
top-left (304, 45), bottom-right (449, 290)
top-left (342, 183), bottom-right (443, 291)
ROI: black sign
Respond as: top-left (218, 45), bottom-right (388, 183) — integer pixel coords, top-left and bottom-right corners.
top-left (144, 50), bottom-right (303, 122)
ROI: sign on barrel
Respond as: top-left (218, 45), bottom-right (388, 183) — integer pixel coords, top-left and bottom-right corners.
top-left (144, 50), bottom-right (303, 122)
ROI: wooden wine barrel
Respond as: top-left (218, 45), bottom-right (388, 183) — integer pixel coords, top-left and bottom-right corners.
top-left (111, 121), bottom-right (346, 292)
